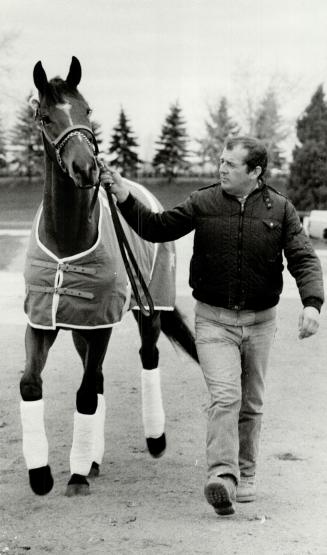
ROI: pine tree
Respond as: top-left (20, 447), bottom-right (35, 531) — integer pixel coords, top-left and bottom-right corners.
top-left (91, 120), bottom-right (103, 152)
top-left (254, 88), bottom-right (286, 172)
top-left (0, 116), bottom-right (6, 170)
top-left (152, 101), bottom-right (189, 182)
top-left (296, 85), bottom-right (327, 143)
top-left (288, 85), bottom-right (327, 209)
top-left (10, 93), bottom-right (44, 181)
top-left (198, 97), bottom-right (239, 168)
top-left (108, 108), bottom-right (141, 177)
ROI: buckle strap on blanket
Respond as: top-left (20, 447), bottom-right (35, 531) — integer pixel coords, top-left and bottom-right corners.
top-left (27, 284), bottom-right (94, 300)
top-left (31, 260), bottom-right (96, 275)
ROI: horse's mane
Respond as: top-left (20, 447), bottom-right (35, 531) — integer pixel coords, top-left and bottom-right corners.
top-left (45, 77), bottom-right (80, 104)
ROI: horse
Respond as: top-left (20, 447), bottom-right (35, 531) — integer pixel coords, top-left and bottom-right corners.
top-left (20, 56), bottom-right (198, 497)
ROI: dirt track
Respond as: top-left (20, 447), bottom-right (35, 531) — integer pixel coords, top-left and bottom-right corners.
top-left (1, 236), bottom-right (327, 554)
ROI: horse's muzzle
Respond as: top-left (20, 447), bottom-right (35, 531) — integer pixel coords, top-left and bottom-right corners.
top-left (70, 158), bottom-right (100, 189)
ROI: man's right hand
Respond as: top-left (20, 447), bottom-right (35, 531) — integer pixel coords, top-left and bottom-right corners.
top-left (99, 165), bottom-right (129, 203)
top-left (298, 306), bottom-right (320, 339)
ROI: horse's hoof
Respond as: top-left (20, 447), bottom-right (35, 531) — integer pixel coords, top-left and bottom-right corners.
top-left (65, 474), bottom-right (90, 497)
top-left (88, 462), bottom-right (100, 478)
top-left (29, 465), bottom-right (54, 495)
top-left (146, 433), bottom-right (166, 458)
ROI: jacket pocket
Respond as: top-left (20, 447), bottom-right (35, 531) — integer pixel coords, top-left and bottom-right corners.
top-left (262, 219), bottom-right (282, 231)
top-left (254, 219), bottom-right (283, 264)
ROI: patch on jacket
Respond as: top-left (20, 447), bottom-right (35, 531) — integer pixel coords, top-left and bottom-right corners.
top-left (24, 182), bottom-right (176, 330)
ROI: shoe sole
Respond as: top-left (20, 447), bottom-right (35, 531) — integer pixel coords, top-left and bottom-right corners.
top-left (204, 482), bottom-right (235, 516)
top-left (236, 494), bottom-right (256, 503)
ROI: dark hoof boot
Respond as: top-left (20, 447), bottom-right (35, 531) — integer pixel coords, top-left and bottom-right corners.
top-left (29, 465), bottom-right (54, 496)
top-left (146, 433), bottom-right (166, 458)
top-left (65, 474), bottom-right (90, 497)
top-left (88, 462), bottom-right (100, 478)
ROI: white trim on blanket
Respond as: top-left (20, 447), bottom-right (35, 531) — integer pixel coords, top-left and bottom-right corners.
top-left (34, 199), bottom-right (108, 329)
top-left (24, 316), bottom-right (124, 330)
top-left (124, 180), bottom-right (159, 280)
top-left (25, 183), bottom-right (176, 330)
top-left (35, 195), bottom-right (104, 263)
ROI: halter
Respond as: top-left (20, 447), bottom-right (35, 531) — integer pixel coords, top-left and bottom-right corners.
top-left (41, 123), bottom-right (99, 177)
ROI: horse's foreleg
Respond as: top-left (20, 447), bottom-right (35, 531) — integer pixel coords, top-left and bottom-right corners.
top-left (88, 393), bottom-right (106, 477)
top-left (20, 325), bottom-right (58, 495)
top-left (66, 329), bottom-right (111, 496)
top-left (132, 310), bottom-right (166, 458)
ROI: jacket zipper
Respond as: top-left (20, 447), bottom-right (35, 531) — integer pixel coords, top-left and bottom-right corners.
top-left (235, 198), bottom-right (246, 309)
top-left (234, 186), bottom-right (262, 309)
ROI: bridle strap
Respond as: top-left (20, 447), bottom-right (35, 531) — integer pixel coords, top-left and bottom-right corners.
top-left (103, 183), bottom-right (155, 318)
top-left (41, 124), bottom-right (99, 173)
top-left (43, 124), bottom-right (96, 147)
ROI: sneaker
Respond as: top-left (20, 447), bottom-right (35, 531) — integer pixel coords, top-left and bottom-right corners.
top-left (204, 475), bottom-right (236, 516)
top-left (236, 476), bottom-right (256, 503)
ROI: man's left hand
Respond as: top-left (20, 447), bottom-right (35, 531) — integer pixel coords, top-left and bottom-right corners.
top-left (298, 306), bottom-right (320, 339)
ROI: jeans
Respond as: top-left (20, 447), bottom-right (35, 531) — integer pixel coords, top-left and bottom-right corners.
top-left (195, 301), bottom-right (277, 483)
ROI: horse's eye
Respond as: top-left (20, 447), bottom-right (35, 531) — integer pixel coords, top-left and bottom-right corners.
top-left (87, 107), bottom-right (92, 117)
top-left (40, 115), bottom-right (52, 125)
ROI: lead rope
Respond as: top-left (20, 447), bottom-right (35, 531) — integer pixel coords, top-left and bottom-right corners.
top-left (102, 182), bottom-right (154, 318)
top-left (88, 161), bottom-right (154, 317)
top-left (88, 180), bottom-right (100, 218)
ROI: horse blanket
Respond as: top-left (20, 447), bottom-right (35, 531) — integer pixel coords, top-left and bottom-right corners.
top-left (24, 180), bottom-right (176, 330)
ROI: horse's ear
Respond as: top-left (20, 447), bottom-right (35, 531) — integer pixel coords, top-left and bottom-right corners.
top-left (33, 61), bottom-right (48, 94)
top-left (66, 56), bottom-right (81, 88)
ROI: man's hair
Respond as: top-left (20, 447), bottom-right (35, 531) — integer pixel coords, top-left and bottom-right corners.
top-left (224, 136), bottom-right (268, 179)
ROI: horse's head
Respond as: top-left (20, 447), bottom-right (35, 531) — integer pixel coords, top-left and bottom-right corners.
top-left (32, 56), bottom-right (99, 189)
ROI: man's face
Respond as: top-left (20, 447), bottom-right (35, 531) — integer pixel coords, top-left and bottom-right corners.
top-left (219, 145), bottom-right (258, 196)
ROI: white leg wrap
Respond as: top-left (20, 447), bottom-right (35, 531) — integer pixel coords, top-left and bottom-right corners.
top-left (141, 368), bottom-right (165, 438)
top-left (92, 394), bottom-right (106, 465)
top-left (70, 411), bottom-right (95, 476)
top-left (20, 399), bottom-right (48, 469)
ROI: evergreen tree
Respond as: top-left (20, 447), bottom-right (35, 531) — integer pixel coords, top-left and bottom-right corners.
top-left (254, 88), bottom-right (286, 172)
top-left (288, 85), bottom-right (327, 209)
top-left (0, 116), bottom-right (7, 170)
top-left (108, 108), bottom-right (141, 177)
top-left (152, 101), bottom-right (189, 182)
top-left (91, 119), bottom-right (103, 151)
top-left (296, 85), bottom-right (327, 144)
top-left (10, 93), bottom-right (43, 181)
top-left (198, 97), bottom-right (239, 168)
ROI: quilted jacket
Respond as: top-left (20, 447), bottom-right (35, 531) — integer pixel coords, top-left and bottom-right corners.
top-left (118, 183), bottom-right (324, 312)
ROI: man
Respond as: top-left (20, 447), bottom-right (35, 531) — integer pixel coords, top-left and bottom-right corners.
top-left (100, 136), bottom-right (324, 516)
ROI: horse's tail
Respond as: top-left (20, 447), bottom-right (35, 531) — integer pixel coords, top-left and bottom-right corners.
top-left (160, 307), bottom-right (199, 363)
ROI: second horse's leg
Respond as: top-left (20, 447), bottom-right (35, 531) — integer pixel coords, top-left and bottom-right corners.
top-left (65, 328), bottom-right (111, 496)
top-left (132, 310), bottom-right (166, 458)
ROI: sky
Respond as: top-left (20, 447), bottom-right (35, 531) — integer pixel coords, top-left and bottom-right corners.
top-left (2, 0), bottom-right (327, 161)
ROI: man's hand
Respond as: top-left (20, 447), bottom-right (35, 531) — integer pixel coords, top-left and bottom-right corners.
top-left (298, 306), bottom-right (320, 339)
top-left (99, 165), bottom-right (129, 203)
